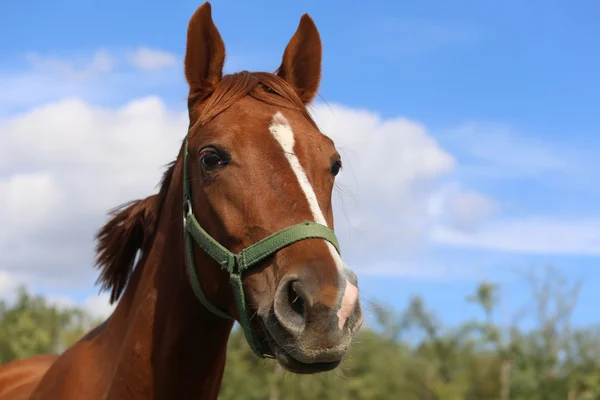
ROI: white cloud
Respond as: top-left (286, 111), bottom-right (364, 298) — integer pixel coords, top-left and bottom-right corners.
top-left (1, 172), bottom-right (64, 232)
top-left (25, 50), bottom-right (115, 81)
top-left (0, 49), bottom-right (183, 114)
top-left (425, 122), bottom-right (600, 255)
top-left (84, 293), bottom-right (116, 320)
top-left (0, 269), bottom-right (31, 305)
top-left (0, 51), bottom-right (113, 112)
top-left (0, 94), bottom-right (490, 289)
top-left (0, 96), bottom-right (187, 286)
top-left (443, 191), bottom-right (496, 231)
top-left (440, 122), bottom-right (597, 186)
top-left (427, 184), bottom-right (497, 232)
top-left (45, 294), bottom-right (78, 310)
top-left (311, 103), bottom-right (486, 265)
top-left (0, 270), bottom-right (19, 295)
top-left (432, 217), bottom-right (600, 255)
top-left (127, 47), bottom-right (177, 71)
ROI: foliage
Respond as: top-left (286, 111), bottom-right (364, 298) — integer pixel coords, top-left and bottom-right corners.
top-left (218, 268), bottom-right (600, 400)
top-left (0, 286), bottom-right (99, 363)
top-left (1, 268), bottom-right (599, 399)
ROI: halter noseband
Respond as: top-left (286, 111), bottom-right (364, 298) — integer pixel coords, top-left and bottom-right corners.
top-left (182, 138), bottom-right (341, 357)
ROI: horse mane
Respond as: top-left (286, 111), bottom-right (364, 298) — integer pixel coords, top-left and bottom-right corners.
top-left (94, 70), bottom-right (317, 304)
top-left (94, 194), bottom-right (158, 303)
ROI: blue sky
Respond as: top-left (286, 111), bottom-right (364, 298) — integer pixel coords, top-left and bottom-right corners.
top-left (1, 0), bottom-right (599, 330)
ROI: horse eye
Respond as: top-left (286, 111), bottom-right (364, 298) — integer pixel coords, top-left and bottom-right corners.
top-left (330, 160), bottom-right (342, 177)
top-left (200, 148), bottom-right (228, 171)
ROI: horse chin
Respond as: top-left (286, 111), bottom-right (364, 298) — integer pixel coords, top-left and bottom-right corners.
top-left (270, 343), bottom-right (341, 375)
top-left (259, 322), bottom-right (341, 375)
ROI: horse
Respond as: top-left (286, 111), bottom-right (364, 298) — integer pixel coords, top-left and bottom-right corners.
top-left (0, 2), bottom-right (364, 399)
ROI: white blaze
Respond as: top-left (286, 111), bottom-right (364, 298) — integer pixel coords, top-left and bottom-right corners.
top-left (268, 111), bottom-right (358, 330)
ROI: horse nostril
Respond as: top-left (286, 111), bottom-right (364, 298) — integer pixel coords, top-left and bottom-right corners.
top-left (273, 276), bottom-right (313, 336)
top-left (288, 281), bottom-right (306, 317)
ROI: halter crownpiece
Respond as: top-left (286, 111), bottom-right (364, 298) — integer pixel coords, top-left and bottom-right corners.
top-left (181, 138), bottom-right (342, 357)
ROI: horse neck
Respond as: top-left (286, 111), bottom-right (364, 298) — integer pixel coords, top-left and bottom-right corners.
top-left (100, 159), bottom-right (235, 400)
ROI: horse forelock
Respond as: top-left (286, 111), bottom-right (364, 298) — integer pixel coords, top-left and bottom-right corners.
top-left (188, 70), bottom-right (319, 133)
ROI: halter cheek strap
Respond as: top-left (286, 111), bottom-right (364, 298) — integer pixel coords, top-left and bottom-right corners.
top-left (182, 139), bottom-right (341, 357)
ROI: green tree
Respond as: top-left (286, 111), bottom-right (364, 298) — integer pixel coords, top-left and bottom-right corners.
top-left (2, 268), bottom-right (600, 400)
top-left (0, 285), bottom-right (97, 363)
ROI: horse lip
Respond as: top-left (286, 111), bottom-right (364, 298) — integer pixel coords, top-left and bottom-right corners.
top-left (259, 316), bottom-right (342, 374)
top-left (261, 325), bottom-right (341, 374)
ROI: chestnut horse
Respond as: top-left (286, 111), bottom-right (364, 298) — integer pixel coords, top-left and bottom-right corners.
top-left (0, 2), bottom-right (363, 399)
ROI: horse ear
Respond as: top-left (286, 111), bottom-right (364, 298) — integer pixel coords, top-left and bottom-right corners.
top-left (276, 14), bottom-right (322, 104)
top-left (184, 2), bottom-right (226, 102)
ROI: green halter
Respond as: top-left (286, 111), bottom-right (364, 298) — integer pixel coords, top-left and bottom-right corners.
top-left (181, 138), bottom-right (342, 357)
